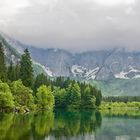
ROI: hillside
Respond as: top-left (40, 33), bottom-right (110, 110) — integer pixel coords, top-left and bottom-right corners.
top-left (0, 34), bottom-right (47, 76)
top-left (93, 79), bottom-right (140, 96)
top-left (3, 34), bottom-right (140, 81)
top-left (1, 33), bottom-right (140, 96)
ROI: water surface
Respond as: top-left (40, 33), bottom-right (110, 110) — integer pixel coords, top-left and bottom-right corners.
top-left (0, 110), bottom-right (140, 140)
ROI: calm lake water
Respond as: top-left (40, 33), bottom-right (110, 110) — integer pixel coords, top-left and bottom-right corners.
top-left (0, 110), bottom-right (140, 140)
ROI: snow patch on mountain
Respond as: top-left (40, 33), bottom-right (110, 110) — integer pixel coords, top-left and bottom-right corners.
top-left (115, 66), bottom-right (140, 79)
top-left (85, 67), bottom-right (99, 80)
top-left (34, 62), bottom-right (54, 77)
top-left (71, 65), bottom-right (99, 80)
top-left (115, 71), bottom-right (129, 79)
top-left (71, 65), bottom-right (86, 76)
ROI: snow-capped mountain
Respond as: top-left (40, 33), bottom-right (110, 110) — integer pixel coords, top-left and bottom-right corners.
top-left (71, 64), bottom-right (140, 80)
top-left (2, 33), bottom-right (140, 81)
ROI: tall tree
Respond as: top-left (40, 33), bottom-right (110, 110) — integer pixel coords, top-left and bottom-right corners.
top-left (95, 90), bottom-right (102, 107)
top-left (66, 83), bottom-right (81, 109)
top-left (0, 42), bottom-right (7, 81)
top-left (15, 60), bottom-right (20, 80)
top-left (7, 60), bottom-right (16, 82)
top-left (81, 85), bottom-right (96, 109)
top-left (19, 48), bottom-right (34, 88)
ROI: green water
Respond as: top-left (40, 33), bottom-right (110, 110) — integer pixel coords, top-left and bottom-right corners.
top-left (0, 110), bottom-right (140, 140)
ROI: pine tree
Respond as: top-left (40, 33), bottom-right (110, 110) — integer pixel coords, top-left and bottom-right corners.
top-left (0, 42), bottom-right (7, 81)
top-left (66, 82), bottom-right (81, 109)
top-left (7, 60), bottom-right (16, 82)
top-left (34, 73), bottom-right (50, 93)
top-left (15, 61), bottom-right (20, 80)
top-left (95, 90), bottom-right (102, 106)
top-left (81, 85), bottom-right (96, 109)
top-left (19, 48), bottom-right (34, 88)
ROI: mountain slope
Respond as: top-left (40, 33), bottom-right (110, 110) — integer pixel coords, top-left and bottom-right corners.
top-left (4, 34), bottom-right (140, 81)
top-left (1, 33), bottom-right (140, 96)
top-left (0, 34), bottom-right (48, 76)
top-left (93, 79), bottom-right (140, 96)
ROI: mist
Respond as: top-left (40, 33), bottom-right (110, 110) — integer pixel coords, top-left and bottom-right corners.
top-left (0, 0), bottom-right (140, 52)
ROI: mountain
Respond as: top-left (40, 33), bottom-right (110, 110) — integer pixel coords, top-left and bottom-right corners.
top-left (4, 34), bottom-right (140, 81)
top-left (0, 33), bottom-right (48, 76)
top-left (93, 79), bottom-right (140, 96)
top-left (1, 33), bottom-right (140, 96)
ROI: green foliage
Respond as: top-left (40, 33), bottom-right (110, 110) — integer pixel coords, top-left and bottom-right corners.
top-left (10, 80), bottom-right (34, 109)
top-left (15, 62), bottom-right (20, 80)
top-left (53, 87), bottom-right (67, 108)
top-left (0, 42), bottom-right (7, 82)
top-left (7, 61), bottom-right (16, 82)
top-left (0, 45), bottom-right (103, 112)
top-left (36, 85), bottom-right (54, 110)
top-left (100, 101), bottom-right (140, 110)
top-left (95, 90), bottom-right (102, 106)
top-left (103, 96), bottom-right (140, 102)
top-left (34, 73), bottom-right (50, 93)
top-left (52, 77), bottom-right (102, 109)
top-left (19, 48), bottom-right (34, 88)
top-left (66, 83), bottom-right (81, 109)
top-left (0, 81), bottom-right (14, 111)
top-left (81, 85), bottom-right (96, 109)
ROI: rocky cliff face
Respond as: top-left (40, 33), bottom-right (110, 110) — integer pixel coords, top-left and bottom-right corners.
top-left (3, 34), bottom-right (140, 81)
top-left (33, 48), bottom-right (140, 81)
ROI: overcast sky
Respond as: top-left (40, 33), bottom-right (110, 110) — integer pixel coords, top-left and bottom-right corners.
top-left (0, 0), bottom-right (140, 52)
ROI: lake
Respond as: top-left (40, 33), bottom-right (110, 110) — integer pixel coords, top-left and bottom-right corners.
top-left (0, 110), bottom-right (140, 140)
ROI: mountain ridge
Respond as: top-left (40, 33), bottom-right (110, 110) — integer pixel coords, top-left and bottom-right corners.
top-left (3, 33), bottom-right (140, 81)
top-left (1, 33), bottom-right (140, 96)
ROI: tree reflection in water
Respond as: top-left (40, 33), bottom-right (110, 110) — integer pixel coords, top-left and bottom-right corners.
top-left (1, 110), bottom-right (140, 140)
top-left (0, 110), bottom-right (102, 140)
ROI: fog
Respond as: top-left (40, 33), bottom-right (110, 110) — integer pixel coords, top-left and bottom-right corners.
top-left (0, 0), bottom-right (140, 52)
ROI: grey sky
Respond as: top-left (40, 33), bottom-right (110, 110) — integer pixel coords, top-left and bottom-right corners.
top-left (0, 0), bottom-right (140, 52)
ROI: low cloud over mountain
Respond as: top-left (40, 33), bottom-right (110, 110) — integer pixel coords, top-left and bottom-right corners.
top-left (0, 0), bottom-right (140, 52)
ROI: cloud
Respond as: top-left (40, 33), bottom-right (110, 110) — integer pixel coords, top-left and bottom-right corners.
top-left (125, 7), bottom-right (135, 15)
top-left (0, 0), bottom-right (30, 17)
top-left (93, 0), bottom-right (136, 6)
top-left (0, 0), bottom-right (140, 52)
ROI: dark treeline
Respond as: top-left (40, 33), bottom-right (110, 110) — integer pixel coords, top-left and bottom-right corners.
top-left (0, 42), bottom-right (102, 112)
top-left (35, 75), bottom-right (102, 109)
top-left (103, 96), bottom-right (140, 103)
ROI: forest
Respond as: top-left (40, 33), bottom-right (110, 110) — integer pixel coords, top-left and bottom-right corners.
top-left (0, 42), bottom-right (102, 112)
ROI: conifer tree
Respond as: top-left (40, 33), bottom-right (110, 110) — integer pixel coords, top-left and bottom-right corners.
top-left (0, 42), bottom-right (7, 81)
top-left (7, 60), bottom-right (16, 82)
top-left (34, 73), bottom-right (50, 93)
top-left (66, 82), bottom-right (81, 109)
top-left (19, 48), bottom-right (34, 88)
top-left (95, 90), bottom-right (102, 106)
top-left (15, 60), bottom-right (20, 80)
